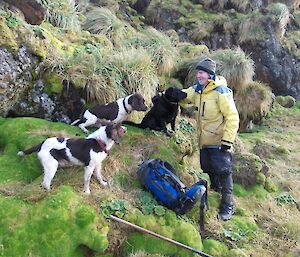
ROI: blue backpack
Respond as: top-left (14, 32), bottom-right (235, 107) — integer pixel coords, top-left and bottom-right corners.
top-left (137, 159), bottom-right (208, 230)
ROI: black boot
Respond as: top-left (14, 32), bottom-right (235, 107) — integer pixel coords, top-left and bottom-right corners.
top-left (218, 174), bottom-right (234, 221)
top-left (219, 194), bottom-right (234, 221)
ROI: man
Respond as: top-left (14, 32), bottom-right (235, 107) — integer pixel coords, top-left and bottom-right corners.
top-left (180, 58), bottom-right (239, 221)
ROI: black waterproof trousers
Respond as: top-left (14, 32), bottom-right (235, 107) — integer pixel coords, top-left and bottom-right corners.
top-left (200, 148), bottom-right (233, 205)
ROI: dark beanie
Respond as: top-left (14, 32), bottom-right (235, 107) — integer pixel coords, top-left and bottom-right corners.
top-left (196, 58), bottom-right (216, 75)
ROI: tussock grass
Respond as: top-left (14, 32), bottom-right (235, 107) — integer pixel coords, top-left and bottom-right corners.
top-left (268, 3), bottom-right (290, 39)
top-left (189, 22), bottom-right (215, 43)
top-left (83, 7), bottom-right (131, 45)
top-left (37, 0), bottom-right (81, 32)
top-left (44, 42), bottom-right (124, 103)
top-left (282, 30), bottom-right (300, 58)
top-left (203, 0), bottom-right (227, 10)
top-left (124, 28), bottom-right (179, 75)
top-left (109, 47), bottom-right (158, 103)
top-left (230, 0), bottom-right (250, 12)
top-left (44, 42), bottom-right (158, 104)
top-left (211, 48), bottom-right (255, 90)
top-left (238, 12), bottom-right (267, 43)
top-left (235, 81), bottom-right (273, 131)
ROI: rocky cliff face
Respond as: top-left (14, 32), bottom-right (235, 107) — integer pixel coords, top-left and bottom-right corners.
top-left (241, 20), bottom-right (300, 98)
top-left (0, 46), bottom-right (38, 117)
top-left (0, 46), bottom-right (83, 122)
top-left (142, 1), bottom-right (300, 99)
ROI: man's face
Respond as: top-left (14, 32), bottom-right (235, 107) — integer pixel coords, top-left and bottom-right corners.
top-left (196, 70), bottom-right (210, 86)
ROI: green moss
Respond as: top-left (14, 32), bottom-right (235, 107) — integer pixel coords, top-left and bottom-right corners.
top-left (234, 207), bottom-right (251, 217)
top-left (247, 185), bottom-right (269, 199)
top-left (40, 22), bottom-right (76, 57)
top-left (43, 73), bottom-right (63, 95)
top-left (76, 205), bottom-right (96, 228)
top-left (124, 209), bottom-right (202, 257)
top-left (0, 117), bottom-right (84, 184)
top-left (202, 239), bottom-right (229, 257)
top-left (207, 191), bottom-right (220, 209)
top-left (0, 186), bottom-right (108, 256)
top-left (229, 248), bottom-right (249, 257)
top-left (0, 16), bottom-right (18, 51)
top-left (264, 178), bottom-right (278, 193)
top-left (255, 172), bottom-right (266, 186)
top-left (228, 216), bottom-right (258, 233)
top-left (233, 183), bottom-right (248, 197)
top-left (276, 95), bottom-right (296, 108)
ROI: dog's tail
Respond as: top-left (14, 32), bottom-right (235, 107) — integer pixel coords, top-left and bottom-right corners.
top-left (70, 117), bottom-right (86, 126)
top-left (123, 121), bottom-right (144, 128)
top-left (17, 142), bottom-right (44, 156)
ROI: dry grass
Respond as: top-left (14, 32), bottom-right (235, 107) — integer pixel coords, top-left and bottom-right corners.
top-left (268, 3), bottom-right (290, 39)
top-left (177, 43), bottom-right (209, 61)
top-left (230, 0), bottom-right (250, 12)
top-left (255, 200), bottom-right (300, 252)
top-left (238, 13), bottom-right (267, 43)
top-left (37, 0), bottom-right (81, 32)
top-left (282, 30), bottom-right (300, 58)
top-left (189, 22), bottom-right (214, 43)
top-left (211, 48), bottom-right (255, 91)
top-left (108, 47), bottom-right (158, 103)
top-left (124, 28), bottom-right (179, 75)
top-left (235, 81), bottom-right (273, 131)
top-left (83, 7), bottom-right (132, 46)
top-left (203, 0), bottom-right (227, 10)
top-left (28, 129), bottom-right (74, 138)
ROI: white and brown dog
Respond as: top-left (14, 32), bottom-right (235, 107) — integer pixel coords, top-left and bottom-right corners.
top-left (17, 124), bottom-right (126, 194)
top-left (71, 93), bottom-right (147, 133)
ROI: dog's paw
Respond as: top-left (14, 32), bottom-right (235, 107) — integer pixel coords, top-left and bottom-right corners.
top-left (84, 189), bottom-right (91, 195)
top-left (41, 182), bottom-right (51, 191)
top-left (100, 180), bottom-right (108, 186)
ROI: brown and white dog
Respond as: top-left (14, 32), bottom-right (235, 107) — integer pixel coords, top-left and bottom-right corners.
top-left (17, 124), bottom-right (126, 194)
top-left (71, 93), bottom-right (147, 133)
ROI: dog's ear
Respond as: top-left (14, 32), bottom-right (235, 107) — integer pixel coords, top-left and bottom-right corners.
top-left (129, 94), bottom-right (147, 111)
top-left (110, 123), bottom-right (126, 144)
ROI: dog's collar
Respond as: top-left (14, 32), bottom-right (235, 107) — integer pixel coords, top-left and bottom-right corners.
top-left (96, 139), bottom-right (108, 154)
top-left (123, 98), bottom-right (130, 114)
top-left (162, 94), bottom-right (178, 105)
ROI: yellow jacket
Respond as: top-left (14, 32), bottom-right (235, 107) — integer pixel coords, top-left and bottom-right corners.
top-left (180, 76), bottom-right (239, 149)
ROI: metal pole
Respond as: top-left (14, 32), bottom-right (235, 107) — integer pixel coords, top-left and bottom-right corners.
top-left (110, 215), bottom-right (213, 257)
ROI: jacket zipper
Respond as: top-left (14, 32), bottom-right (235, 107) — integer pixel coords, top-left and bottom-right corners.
top-left (202, 102), bottom-right (205, 117)
top-left (197, 91), bottom-right (203, 149)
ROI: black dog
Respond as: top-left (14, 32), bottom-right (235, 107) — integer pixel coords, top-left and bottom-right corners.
top-left (124, 87), bottom-right (187, 136)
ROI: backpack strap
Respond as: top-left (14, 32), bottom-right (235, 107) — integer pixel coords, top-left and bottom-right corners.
top-left (199, 180), bottom-right (209, 235)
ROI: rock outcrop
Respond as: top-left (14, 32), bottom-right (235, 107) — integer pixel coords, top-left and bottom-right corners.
top-left (2, 0), bottom-right (45, 25)
top-left (0, 46), bottom-right (38, 117)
